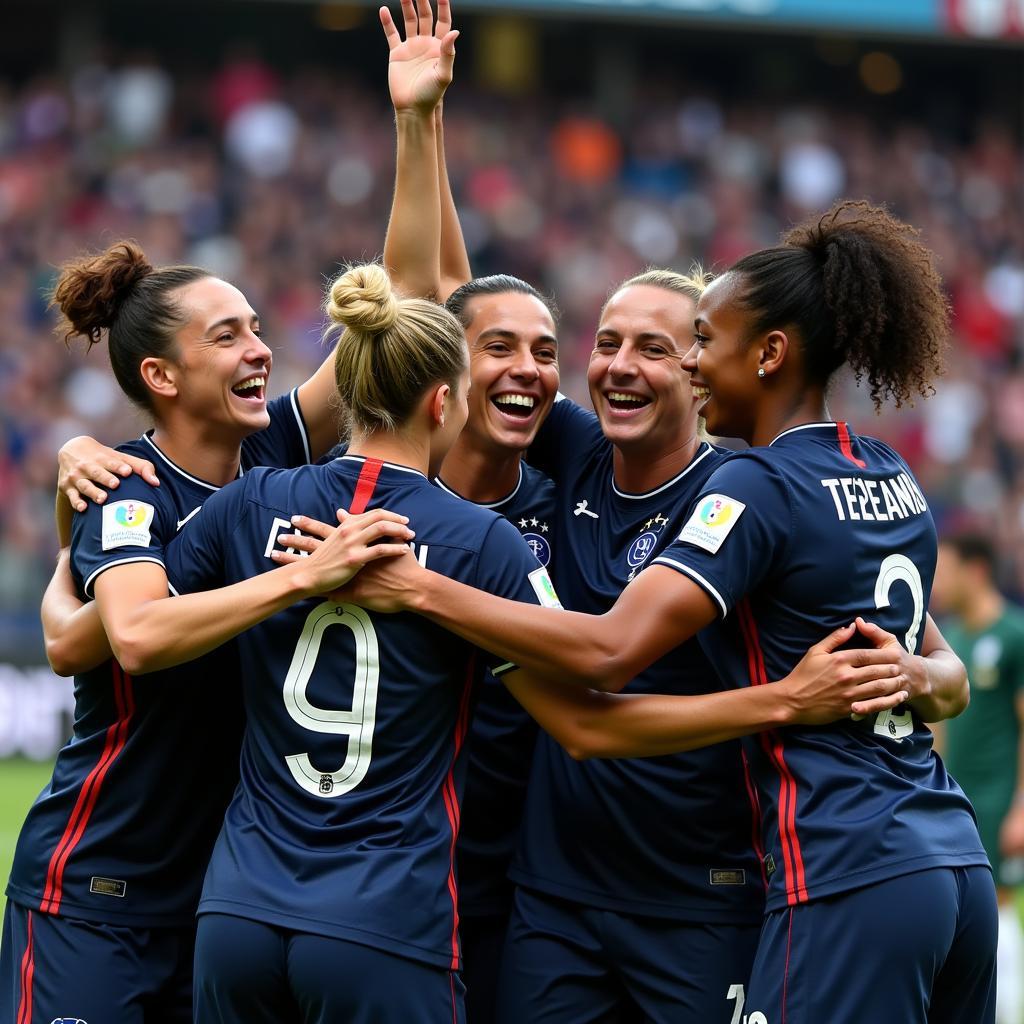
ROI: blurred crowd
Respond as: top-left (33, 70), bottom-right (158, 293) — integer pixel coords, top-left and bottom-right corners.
top-left (1, 38), bottom-right (1023, 658)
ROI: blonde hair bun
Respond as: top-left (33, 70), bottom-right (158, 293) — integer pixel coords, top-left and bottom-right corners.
top-left (326, 263), bottom-right (400, 335)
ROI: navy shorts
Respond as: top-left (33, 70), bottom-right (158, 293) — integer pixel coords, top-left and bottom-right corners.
top-left (193, 912), bottom-right (466, 1024)
top-left (0, 899), bottom-right (193, 1024)
top-left (495, 886), bottom-right (760, 1024)
top-left (744, 865), bottom-right (997, 1024)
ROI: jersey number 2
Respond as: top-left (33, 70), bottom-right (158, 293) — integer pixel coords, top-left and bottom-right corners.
top-left (870, 553), bottom-right (924, 742)
top-left (282, 601), bottom-right (380, 798)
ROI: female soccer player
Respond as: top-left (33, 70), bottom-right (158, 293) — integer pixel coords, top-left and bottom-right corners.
top-left (379, 4), bottom-right (561, 1013)
top-left (164, 262), bottom-right (560, 1022)
top-left (0, 243), bottom-right (409, 1024)
top-left (373, 26), bottom-right (970, 1012)
top-left (323, 201), bottom-right (995, 1023)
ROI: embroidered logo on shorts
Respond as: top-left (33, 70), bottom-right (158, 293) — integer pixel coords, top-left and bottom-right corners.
top-left (763, 853), bottom-right (777, 879)
top-left (677, 494), bottom-right (746, 554)
top-left (101, 500), bottom-right (155, 551)
top-left (709, 869), bottom-right (747, 886)
top-left (89, 876), bottom-right (126, 897)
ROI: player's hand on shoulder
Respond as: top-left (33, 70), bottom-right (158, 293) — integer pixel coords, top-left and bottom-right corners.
top-left (780, 621), bottom-right (910, 727)
top-left (272, 508), bottom-right (415, 596)
top-left (58, 434), bottom-right (159, 512)
top-left (381, 0), bottom-right (458, 115)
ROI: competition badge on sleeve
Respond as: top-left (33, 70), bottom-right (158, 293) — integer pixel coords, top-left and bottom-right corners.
top-left (102, 499), bottom-right (155, 551)
top-left (677, 494), bottom-right (746, 554)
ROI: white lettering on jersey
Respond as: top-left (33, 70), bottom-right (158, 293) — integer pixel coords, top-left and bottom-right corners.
top-left (573, 499), bottom-right (599, 519)
top-left (528, 566), bottom-right (563, 608)
top-left (820, 473), bottom-right (928, 523)
top-left (410, 543), bottom-right (429, 567)
top-left (265, 516), bottom-right (309, 559)
top-left (677, 494), bottom-right (746, 554)
top-left (101, 500), bottom-right (155, 551)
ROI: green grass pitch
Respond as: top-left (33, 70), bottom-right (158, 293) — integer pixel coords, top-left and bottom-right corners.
top-left (0, 758), bottom-right (54, 915)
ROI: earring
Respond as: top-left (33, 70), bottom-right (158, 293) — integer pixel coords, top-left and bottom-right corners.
top-left (757, 368), bottom-right (766, 379)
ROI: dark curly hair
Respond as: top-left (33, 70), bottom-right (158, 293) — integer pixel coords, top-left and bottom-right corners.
top-left (51, 240), bottom-right (211, 413)
top-left (729, 200), bottom-right (950, 409)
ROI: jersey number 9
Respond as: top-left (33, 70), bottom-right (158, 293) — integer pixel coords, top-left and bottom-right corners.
top-left (282, 601), bottom-right (380, 798)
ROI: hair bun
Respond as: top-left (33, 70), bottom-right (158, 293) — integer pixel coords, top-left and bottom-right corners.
top-left (325, 264), bottom-right (400, 335)
top-left (52, 240), bottom-right (154, 345)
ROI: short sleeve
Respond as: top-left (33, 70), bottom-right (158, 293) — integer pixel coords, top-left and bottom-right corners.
top-left (240, 388), bottom-right (312, 470)
top-left (162, 480), bottom-right (248, 595)
top-left (651, 455), bottom-right (792, 619)
top-left (527, 396), bottom-right (603, 483)
top-left (473, 516), bottom-right (563, 676)
top-left (72, 476), bottom-right (172, 599)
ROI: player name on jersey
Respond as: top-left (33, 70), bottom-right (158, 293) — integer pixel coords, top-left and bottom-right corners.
top-left (820, 472), bottom-right (927, 522)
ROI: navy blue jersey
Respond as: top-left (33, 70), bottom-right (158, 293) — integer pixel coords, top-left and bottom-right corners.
top-left (512, 398), bottom-right (763, 923)
top-left (436, 463), bottom-right (556, 917)
top-left (653, 422), bottom-right (988, 912)
top-left (6, 391), bottom-right (310, 926)
top-left (162, 454), bottom-right (554, 970)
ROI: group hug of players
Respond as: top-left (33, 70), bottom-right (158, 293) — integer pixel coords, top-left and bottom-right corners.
top-left (0, 2), bottom-right (1000, 1022)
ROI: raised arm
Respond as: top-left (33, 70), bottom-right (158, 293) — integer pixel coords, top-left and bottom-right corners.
top-left (435, 98), bottom-right (471, 300)
top-left (381, 0), bottom-right (457, 300)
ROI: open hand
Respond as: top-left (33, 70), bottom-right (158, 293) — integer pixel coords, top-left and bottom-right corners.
top-left (783, 621), bottom-right (910, 727)
top-left (58, 435), bottom-right (159, 511)
top-left (381, 0), bottom-right (458, 115)
top-left (272, 508), bottom-right (415, 595)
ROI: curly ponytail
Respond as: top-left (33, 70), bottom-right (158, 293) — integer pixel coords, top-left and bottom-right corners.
top-left (731, 201), bottom-right (950, 408)
top-left (51, 240), bottom-right (211, 412)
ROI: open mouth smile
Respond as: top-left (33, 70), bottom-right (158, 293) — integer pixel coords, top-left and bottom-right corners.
top-left (231, 375), bottom-right (267, 403)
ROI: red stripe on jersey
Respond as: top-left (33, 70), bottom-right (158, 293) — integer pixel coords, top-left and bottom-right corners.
top-left (737, 601), bottom-right (809, 905)
top-left (837, 421), bottom-right (866, 469)
top-left (442, 656), bottom-right (477, 970)
top-left (349, 458), bottom-right (384, 515)
top-left (741, 749), bottom-right (768, 891)
top-left (40, 663), bottom-right (135, 915)
top-left (16, 910), bottom-right (34, 1024)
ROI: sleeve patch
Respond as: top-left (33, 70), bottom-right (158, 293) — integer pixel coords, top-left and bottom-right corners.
top-left (528, 566), bottom-right (563, 609)
top-left (677, 494), bottom-right (746, 554)
top-left (101, 499), bottom-right (156, 551)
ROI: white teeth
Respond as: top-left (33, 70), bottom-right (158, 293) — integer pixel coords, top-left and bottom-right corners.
top-left (234, 377), bottom-right (264, 392)
top-left (692, 386), bottom-right (710, 399)
top-left (494, 394), bottom-right (535, 408)
top-left (607, 392), bottom-right (646, 404)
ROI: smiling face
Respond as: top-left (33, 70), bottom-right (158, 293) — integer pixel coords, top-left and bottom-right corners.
top-left (163, 277), bottom-right (273, 439)
top-left (459, 292), bottom-right (559, 454)
top-left (588, 284), bottom-right (700, 456)
top-left (683, 272), bottom-right (763, 442)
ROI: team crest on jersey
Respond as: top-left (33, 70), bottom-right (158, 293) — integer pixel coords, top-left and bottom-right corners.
top-left (518, 517), bottom-right (552, 567)
top-left (101, 499), bottom-right (155, 551)
top-left (625, 512), bottom-right (670, 581)
top-left (319, 774), bottom-right (334, 794)
top-left (971, 634), bottom-right (1002, 690)
top-left (50, 1018), bottom-right (88, 1024)
top-left (677, 494), bottom-right (746, 554)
